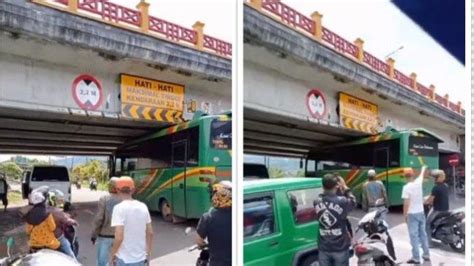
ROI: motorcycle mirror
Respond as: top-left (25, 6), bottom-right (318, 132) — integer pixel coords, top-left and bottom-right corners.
top-left (184, 227), bottom-right (193, 235)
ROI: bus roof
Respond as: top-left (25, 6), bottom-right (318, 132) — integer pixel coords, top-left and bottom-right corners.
top-left (332, 127), bottom-right (443, 148)
top-left (120, 111), bottom-right (231, 149)
top-left (244, 177), bottom-right (322, 194)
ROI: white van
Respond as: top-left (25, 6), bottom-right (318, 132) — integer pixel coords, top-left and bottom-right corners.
top-left (22, 165), bottom-right (72, 210)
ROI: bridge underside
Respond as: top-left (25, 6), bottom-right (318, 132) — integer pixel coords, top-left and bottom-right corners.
top-left (0, 106), bottom-right (166, 156)
top-left (244, 106), bottom-right (366, 158)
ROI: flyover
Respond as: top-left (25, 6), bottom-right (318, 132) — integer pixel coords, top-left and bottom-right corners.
top-left (243, 1), bottom-right (464, 158)
top-left (0, 0), bottom-right (232, 156)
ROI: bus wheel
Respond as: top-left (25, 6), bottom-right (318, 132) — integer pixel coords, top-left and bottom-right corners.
top-left (160, 200), bottom-right (173, 222)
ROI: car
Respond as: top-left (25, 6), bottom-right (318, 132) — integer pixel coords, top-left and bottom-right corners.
top-left (22, 165), bottom-right (72, 210)
top-left (244, 177), bottom-right (322, 266)
top-left (244, 163), bottom-right (270, 179)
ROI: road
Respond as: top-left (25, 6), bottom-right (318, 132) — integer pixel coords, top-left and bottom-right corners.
top-left (0, 187), bottom-right (201, 265)
top-left (348, 193), bottom-right (465, 265)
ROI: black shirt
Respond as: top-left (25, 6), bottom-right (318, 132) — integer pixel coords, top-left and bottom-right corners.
top-left (431, 183), bottom-right (449, 211)
top-left (314, 190), bottom-right (356, 252)
top-left (196, 207), bottom-right (231, 266)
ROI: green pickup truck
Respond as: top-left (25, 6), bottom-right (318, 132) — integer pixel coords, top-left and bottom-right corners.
top-left (244, 178), bottom-right (322, 266)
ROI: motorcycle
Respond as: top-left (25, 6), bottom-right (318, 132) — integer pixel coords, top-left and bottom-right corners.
top-left (426, 208), bottom-right (465, 252)
top-left (185, 227), bottom-right (209, 266)
top-left (89, 180), bottom-right (97, 191)
top-left (0, 237), bottom-right (80, 266)
top-left (353, 209), bottom-right (396, 266)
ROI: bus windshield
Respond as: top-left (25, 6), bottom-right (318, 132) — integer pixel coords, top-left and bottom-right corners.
top-left (210, 119), bottom-right (232, 149)
top-left (408, 136), bottom-right (438, 157)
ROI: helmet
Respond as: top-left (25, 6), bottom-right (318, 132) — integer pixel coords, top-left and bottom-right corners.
top-left (211, 181), bottom-right (232, 208)
top-left (29, 190), bottom-right (46, 205)
top-left (47, 189), bottom-right (65, 208)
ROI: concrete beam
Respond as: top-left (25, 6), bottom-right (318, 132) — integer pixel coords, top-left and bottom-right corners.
top-left (0, 149), bottom-right (112, 156)
top-left (0, 129), bottom-right (126, 144)
top-left (0, 139), bottom-right (117, 150)
top-left (0, 0), bottom-right (231, 80)
top-left (244, 5), bottom-right (464, 128)
top-left (245, 131), bottom-right (323, 147)
top-left (244, 146), bottom-right (307, 158)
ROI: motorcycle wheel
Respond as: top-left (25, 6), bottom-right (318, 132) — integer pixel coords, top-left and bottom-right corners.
top-left (449, 234), bottom-right (465, 252)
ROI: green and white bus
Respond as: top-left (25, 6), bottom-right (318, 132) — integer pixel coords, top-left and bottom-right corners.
top-left (113, 112), bottom-right (232, 221)
top-left (306, 128), bottom-right (442, 206)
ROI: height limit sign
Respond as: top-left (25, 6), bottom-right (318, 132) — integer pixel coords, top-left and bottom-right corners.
top-left (72, 74), bottom-right (103, 111)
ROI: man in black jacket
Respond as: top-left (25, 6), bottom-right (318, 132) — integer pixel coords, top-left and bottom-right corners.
top-left (315, 174), bottom-right (356, 266)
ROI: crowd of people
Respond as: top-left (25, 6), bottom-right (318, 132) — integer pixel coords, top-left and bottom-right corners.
top-left (19, 176), bottom-right (232, 266)
top-left (315, 166), bottom-right (451, 266)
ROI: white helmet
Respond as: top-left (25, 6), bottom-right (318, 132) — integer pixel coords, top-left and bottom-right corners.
top-left (368, 169), bottom-right (376, 177)
top-left (29, 191), bottom-right (46, 205)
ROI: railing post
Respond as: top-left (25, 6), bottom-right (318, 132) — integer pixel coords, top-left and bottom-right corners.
top-left (409, 73), bottom-right (417, 90)
top-left (429, 85), bottom-right (435, 101)
top-left (310, 11), bottom-right (323, 42)
top-left (193, 21), bottom-right (205, 50)
top-left (68, 0), bottom-right (78, 12)
top-left (386, 57), bottom-right (395, 79)
top-left (353, 38), bottom-right (364, 63)
top-left (457, 101), bottom-right (462, 113)
top-left (249, 0), bottom-right (262, 10)
top-left (444, 94), bottom-right (449, 107)
top-left (136, 0), bottom-right (150, 32)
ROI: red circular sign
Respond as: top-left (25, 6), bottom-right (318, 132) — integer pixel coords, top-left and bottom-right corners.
top-left (71, 74), bottom-right (103, 111)
top-left (306, 89), bottom-right (327, 119)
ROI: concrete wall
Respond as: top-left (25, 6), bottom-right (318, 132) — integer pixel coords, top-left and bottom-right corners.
top-left (244, 58), bottom-right (461, 152)
top-left (0, 36), bottom-right (231, 120)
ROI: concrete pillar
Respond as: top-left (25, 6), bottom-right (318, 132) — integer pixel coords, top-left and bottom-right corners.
top-left (444, 94), bottom-right (449, 107)
top-left (68, 0), bottom-right (78, 12)
top-left (429, 85), bottom-right (435, 101)
top-left (354, 38), bottom-right (364, 63)
top-left (311, 11), bottom-right (323, 42)
top-left (249, 0), bottom-right (263, 10)
top-left (136, 0), bottom-right (150, 32)
top-left (193, 21), bottom-right (205, 50)
top-left (386, 57), bottom-right (395, 79)
top-left (409, 73), bottom-right (417, 90)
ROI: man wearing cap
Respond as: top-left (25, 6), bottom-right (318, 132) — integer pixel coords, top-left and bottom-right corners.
top-left (402, 166), bottom-right (430, 264)
top-left (314, 173), bottom-right (356, 266)
top-left (92, 177), bottom-right (121, 266)
top-left (362, 169), bottom-right (388, 218)
top-left (424, 169), bottom-right (450, 246)
top-left (110, 177), bottom-right (153, 266)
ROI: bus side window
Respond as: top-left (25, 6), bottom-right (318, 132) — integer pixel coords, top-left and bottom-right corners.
top-left (115, 158), bottom-right (122, 176)
top-left (187, 127), bottom-right (199, 166)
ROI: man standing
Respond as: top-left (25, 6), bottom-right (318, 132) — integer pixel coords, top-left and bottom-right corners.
top-left (362, 169), bottom-right (388, 218)
top-left (92, 177), bottom-right (121, 266)
top-left (195, 181), bottom-right (232, 266)
top-left (424, 169), bottom-right (449, 246)
top-left (0, 173), bottom-right (9, 212)
top-left (110, 177), bottom-right (153, 266)
top-left (402, 166), bottom-right (430, 264)
top-left (314, 174), bottom-right (356, 266)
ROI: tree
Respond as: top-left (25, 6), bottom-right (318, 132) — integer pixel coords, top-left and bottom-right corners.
top-left (268, 167), bottom-right (286, 178)
top-left (72, 160), bottom-right (108, 182)
top-left (0, 162), bottom-right (23, 180)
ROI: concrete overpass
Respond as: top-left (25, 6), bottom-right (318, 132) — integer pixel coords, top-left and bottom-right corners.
top-left (244, 1), bottom-right (464, 158)
top-left (0, 0), bottom-right (231, 156)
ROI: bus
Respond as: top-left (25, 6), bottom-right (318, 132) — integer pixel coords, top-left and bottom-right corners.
top-left (305, 128), bottom-right (442, 206)
top-left (113, 112), bottom-right (232, 221)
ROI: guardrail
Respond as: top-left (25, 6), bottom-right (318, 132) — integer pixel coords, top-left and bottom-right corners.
top-left (31, 0), bottom-right (232, 58)
top-left (248, 0), bottom-right (464, 116)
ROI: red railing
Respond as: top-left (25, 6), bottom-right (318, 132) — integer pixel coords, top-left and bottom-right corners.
top-left (48, 0), bottom-right (231, 57)
top-left (262, 0), bottom-right (315, 34)
top-left (250, 0), bottom-right (464, 116)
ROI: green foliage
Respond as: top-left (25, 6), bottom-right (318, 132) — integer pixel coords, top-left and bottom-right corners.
top-left (0, 162), bottom-right (23, 180)
top-left (72, 160), bottom-right (109, 183)
top-left (268, 167), bottom-right (286, 178)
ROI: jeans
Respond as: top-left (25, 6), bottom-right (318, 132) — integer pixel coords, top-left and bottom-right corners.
top-left (115, 257), bottom-right (147, 266)
top-left (58, 234), bottom-right (76, 259)
top-left (318, 250), bottom-right (350, 266)
top-left (426, 210), bottom-right (449, 243)
top-left (407, 212), bottom-right (430, 261)
top-left (97, 237), bottom-right (114, 266)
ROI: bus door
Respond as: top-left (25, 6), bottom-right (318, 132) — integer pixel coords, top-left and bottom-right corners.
top-left (374, 147), bottom-right (389, 197)
top-left (171, 140), bottom-right (188, 218)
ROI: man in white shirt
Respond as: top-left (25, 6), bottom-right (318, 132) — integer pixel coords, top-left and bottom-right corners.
top-left (110, 176), bottom-right (153, 266)
top-left (402, 166), bottom-right (430, 264)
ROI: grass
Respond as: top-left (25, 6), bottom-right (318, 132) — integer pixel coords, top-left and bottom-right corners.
top-left (7, 191), bottom-right (24, 205)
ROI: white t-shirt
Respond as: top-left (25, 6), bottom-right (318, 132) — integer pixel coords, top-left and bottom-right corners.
top-left (401, 174), bottom-right (424, 214)
top-left (111, 199), bottom-right (151, 263)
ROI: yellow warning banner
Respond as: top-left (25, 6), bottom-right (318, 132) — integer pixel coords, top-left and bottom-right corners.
top-left (120, 74), bottom-right (184, 113)
top-left (121, 104), bottom-right (184, 123)
top-left (339, 92), bottom-right (378, 134)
